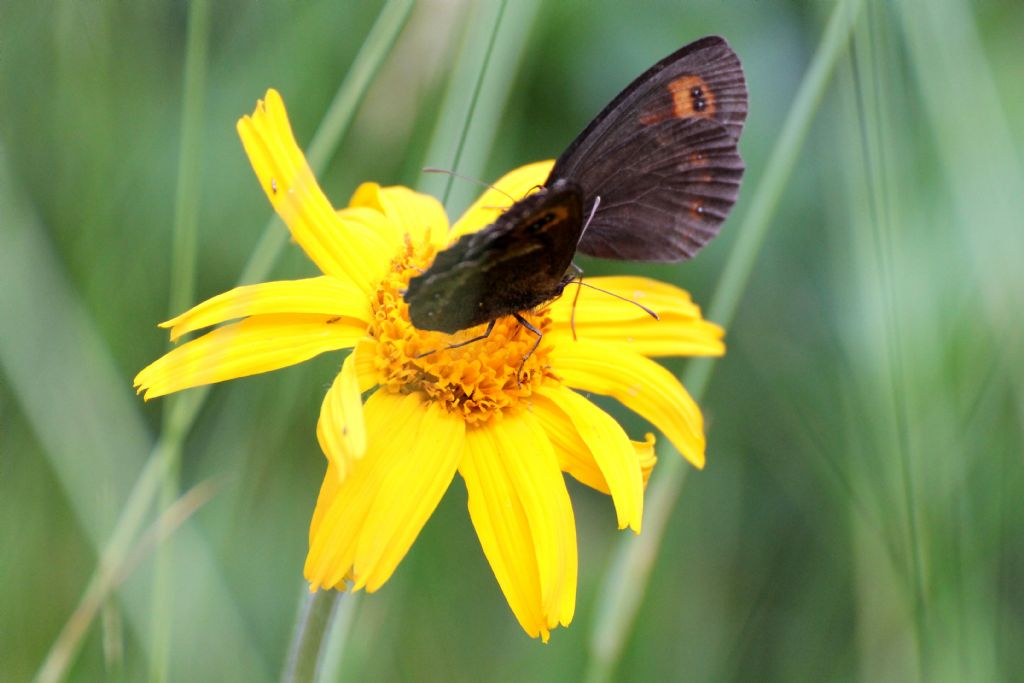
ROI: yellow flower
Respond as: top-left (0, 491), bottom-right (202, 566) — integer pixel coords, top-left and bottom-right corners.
top-left (134, 89), bottom-right (724, 641)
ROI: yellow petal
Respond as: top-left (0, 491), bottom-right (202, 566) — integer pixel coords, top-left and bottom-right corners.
top-left (353, 401), bottom-right (464, 591)
top-left (459, 412), bottom-right (576, 641)
top-left (305, 391), bottom-right (463, 593)
top-left (351, 337), bottom-right (380, 392)
top-left (316, 349), bottom-right (368, 483)
top-left (335, 204), bottom-right (404, 255)
top-left (449, 160), bottom-right (555, 240)
top-left (530, 389), bottom-right (606, 493)
top-left (350, 183), bottom-right (449, 248)
top-left (236, 89), bottom-right (391, 291)
top-left (310, 462), bottom-right (342, 549)
top-left (134, 314), bottom-right (365, 400)
top-left (549, 338), bottom-right (707, 469)
top-left (548, 276), bottom-right (725, 357)
top-left (634, 433), bottom-right (658, 487)
top-left (534, 411), bottom-right (657, 496)
top-left (160, 276), bottom-right (371, 342)
top-left (532, 386), bottom-right (643, 532)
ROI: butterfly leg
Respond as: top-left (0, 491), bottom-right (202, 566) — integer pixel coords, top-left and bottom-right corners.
top-left (414, 320), bottom-right (496, 359)
top-left (443, 319), bottom-right (497, 351)
top-left (512, 313), bottom-right (543, 387)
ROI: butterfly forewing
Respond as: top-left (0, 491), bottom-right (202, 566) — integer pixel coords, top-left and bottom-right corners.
top-left (547, 37), bottom-right (747, 262)
top-left (406, 183), bottom-right (584, 333)
top-left (551, 36), bottom-right (747, 184)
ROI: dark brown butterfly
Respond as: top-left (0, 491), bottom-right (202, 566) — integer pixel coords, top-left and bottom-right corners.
top-left (405, 35), bottom-right (747, 338)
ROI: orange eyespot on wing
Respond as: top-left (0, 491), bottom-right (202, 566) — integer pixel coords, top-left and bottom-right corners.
top-left (639, 75), bottom-right (717, 125)
top-left (668, 75), bottom-right (716, 118)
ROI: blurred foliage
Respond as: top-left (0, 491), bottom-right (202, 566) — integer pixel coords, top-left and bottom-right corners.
top-left (1, 0), bottom-right (1022, 681)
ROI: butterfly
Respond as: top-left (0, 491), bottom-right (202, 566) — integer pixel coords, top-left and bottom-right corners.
top-left (404, 35), bottom-right (747, 341)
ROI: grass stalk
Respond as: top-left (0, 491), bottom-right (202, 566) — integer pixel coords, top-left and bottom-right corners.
top-left (150, 1), bottom-right (211, 679)
top-left (439, 0), bottom-right (508, 207)
top-left (239, 0), bottom-right (415, 287)
top-left (584, 0), bottom-right (866, 679)
top-left (34, 479), bottom-right (218, 683)
top-left (848, 4), bottom-right (930, 675)
top-left (20, 1), bottom-right (413, 680)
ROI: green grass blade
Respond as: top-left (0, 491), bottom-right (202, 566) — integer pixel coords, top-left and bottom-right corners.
top-left (416, 0), bottom-right (542, 213)
top-left (151, 1), bottom-right (211, 680)
top-left (584, 1), bottom-right (866, 679)
top-left (0, 146), bottom-right (272, 682)
top-left (239, 0), bottom-right (415, 287)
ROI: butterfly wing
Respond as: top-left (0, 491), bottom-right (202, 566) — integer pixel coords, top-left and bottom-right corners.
top-left (553, 35), bottom-right (746, 172)
top-left (405, 183), bottom-right (584, 333)
top-left (570, 117), bottom-right (743, 261)
top-left (550, 36), bottom-right (747, 262)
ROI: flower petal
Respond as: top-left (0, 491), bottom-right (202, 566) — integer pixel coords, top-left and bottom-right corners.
top-left (532, 415), bottom-right (656, 494)
top-left (459, 412), bottom-right (576, 641)
top-left (532, 386), bottom-right (643, 532)
top-left (160, 276), bottom-right (371, 342)
top-left (134, 314), bottom-right (365, 400)
top-left (449, 161), bottom-right (555, 240)
top-left (305, 391), bottom-right (463, 593)
top-left (350, 183), bottom-right (449, 248)
top-left (531, 394), bottom-right (608, 493)
top-left (353, 403), bottom-right (464, 591)
top-left (316, 349), bottom-right (368, 483)
top-left (549, 338), bottom-right (707, 469)
top-left (335, 204), bottom-right (404, 255)
top-left (548, 276), bottom-right (725, 357)
top-left (351, 338), bottom-right (380, 392)
top-left (236, 89), bottom-right (392, 291)
top-left (634, 433), bottom-right (658, 487)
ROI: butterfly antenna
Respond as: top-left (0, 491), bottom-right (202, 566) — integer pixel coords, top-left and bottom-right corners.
top-left (579, 195), bottom-right (601, 240)
top-left (422, 167), bottom-right (516, 202)
top-left (568, 265), bottom-right (584, 341)
top-left (565, 279), bottom-right (660, 333)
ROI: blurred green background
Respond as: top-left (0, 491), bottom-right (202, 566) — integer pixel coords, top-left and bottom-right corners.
top-left (2, 0), bottom-right (1022, 681)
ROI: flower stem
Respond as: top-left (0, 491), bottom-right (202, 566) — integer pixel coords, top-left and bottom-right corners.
top-left (584, 0), bottom-right (866, 680)
top-left (280, 591), bottom-right (343, 683)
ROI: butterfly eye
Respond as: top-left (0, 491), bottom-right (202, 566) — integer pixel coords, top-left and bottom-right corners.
top-left (527, 213), bottom-right (556, 234)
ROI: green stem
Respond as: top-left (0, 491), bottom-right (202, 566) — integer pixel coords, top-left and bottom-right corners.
top-left (850, 6), bottom-right (930, 676)
top-left (151, 1), bottom-right (210, 679)
top-left (35, 1), bottom-right (413, 679)
top-left (280, 591), bottom-right (344, 683)
top-left (583, 1), bottom-right (866, 680)
top-left (239, 0), bottom-right (414, 286)
top-left (167, 0), bottom-right (209, 317)
top-left (439, 0), bottom-right (508, 208)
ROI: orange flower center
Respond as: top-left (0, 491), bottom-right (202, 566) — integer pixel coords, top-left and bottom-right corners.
top-left (367, 240), bottom-right (557, 425)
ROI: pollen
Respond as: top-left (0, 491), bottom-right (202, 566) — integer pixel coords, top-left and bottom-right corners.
top-left (367, 240), bottom-right (557, 424)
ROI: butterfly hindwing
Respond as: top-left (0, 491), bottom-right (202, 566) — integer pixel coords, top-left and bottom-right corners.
top-left (573, 117), bottom-right (743, 261)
